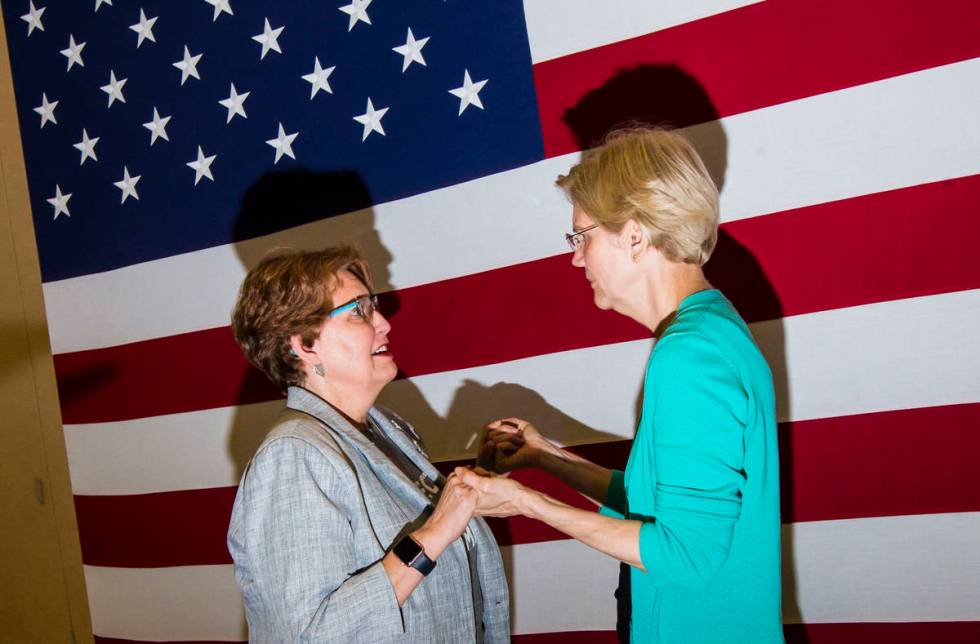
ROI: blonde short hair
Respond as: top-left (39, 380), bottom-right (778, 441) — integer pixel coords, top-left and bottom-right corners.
top-left (556, 128), bottom-right (719, 265)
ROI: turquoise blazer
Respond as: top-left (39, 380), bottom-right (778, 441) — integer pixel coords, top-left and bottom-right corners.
top-left (603, 289), bottom-right (784, 643)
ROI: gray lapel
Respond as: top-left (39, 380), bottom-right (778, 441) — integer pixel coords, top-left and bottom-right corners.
top-left (369, 407), bottom-right (446, 484)
top-left (286, 387), bottom-right (432, 512)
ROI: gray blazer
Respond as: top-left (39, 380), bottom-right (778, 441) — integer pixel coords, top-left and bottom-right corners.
top-left (228, 387), bottom-right (510, 643)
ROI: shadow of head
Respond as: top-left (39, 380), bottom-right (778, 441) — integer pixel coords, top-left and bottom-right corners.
top-left (231, 168), bottom-right (395, 293)
top-left (561, 63), bottom-right (728, 191)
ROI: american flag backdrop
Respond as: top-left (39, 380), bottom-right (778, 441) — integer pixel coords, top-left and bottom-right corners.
top-left (3, 0), bottom-right (980, 641)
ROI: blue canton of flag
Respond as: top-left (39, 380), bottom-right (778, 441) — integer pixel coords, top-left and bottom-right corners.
top-left (2, 0), bottom-right (544, 282)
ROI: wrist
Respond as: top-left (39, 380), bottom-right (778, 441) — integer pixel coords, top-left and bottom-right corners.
top-left (536, 446), bottom-right (569, 474)
top-left (410, 525), bottom-right (451, 560)
top-left (517, 487), bottom-right (544, 520)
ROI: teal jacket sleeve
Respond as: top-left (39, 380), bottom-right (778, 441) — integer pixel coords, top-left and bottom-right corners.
top-left (599, 469), bottom-right (627, 519)
top-left (636, 331), bottom-right (748, 591)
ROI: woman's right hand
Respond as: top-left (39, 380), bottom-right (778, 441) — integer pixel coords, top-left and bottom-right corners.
top-left (412, 474), bottom-right (477, 558)
top-left (477, 417), bottom-right (557, 474)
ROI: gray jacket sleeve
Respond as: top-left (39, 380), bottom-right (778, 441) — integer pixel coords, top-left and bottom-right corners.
top-left (237, 436), bottom-right (404, 643)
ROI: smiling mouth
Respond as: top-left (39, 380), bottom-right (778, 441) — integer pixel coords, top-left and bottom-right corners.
top-left (371, 344), bottom-right (390, 356)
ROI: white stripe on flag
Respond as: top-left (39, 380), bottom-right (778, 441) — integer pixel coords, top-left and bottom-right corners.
top-left (66, 290), bottom-right (980, 495)
top-left (522, 0), bottom-right (762, 63)
top-left (84, 512), bottom-right (980, 640)
top-left (42, 57), bottom-right (980, 354)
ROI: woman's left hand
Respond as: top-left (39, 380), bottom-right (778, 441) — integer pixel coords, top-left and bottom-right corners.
top-left (454, 466), bottom-right (529, 518)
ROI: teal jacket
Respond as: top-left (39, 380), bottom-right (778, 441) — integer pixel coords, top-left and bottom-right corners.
top-left (602, 289), bottom-right (783, 643)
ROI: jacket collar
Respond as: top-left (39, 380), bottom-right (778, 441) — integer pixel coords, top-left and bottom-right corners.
top-left (286, 386), bottom-right (435, 510)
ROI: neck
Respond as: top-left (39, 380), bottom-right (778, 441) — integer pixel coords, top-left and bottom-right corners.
top-left (634, 260), bottom-right (711, 332)
top-left (303, 380), bottom-right (375, 426)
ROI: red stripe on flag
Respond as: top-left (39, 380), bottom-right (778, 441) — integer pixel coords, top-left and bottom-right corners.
top-left (75, 487), bottom-right (236, 568)
top-left (55, 174), bottom-right (980, 424)
top-left (783, 403), bottom-right (980, 523)
top-left (74, 403), bottom-right (980, 567)
top-left (452, 403), bottom-right (980, 546)
top-left (534, 0), bottom-right (980, 156)
top-left (783, 621), bottom-right (980, 644)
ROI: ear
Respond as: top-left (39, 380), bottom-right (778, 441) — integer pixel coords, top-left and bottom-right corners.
top-left (624, 219), bottom-right (650, 260)
top-left (288, 334), bottom-right (320, 371)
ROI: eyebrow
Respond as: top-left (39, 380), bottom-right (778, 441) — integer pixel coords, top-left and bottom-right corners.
top-left (336, 292), bottom-right (370, 306)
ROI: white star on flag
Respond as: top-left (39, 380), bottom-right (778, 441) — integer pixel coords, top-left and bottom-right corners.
top-left (252, 18), bottom-right (284, 60)
top-left (353, 97), bottom-right (388, 141)
top-left (21, 1), bottom-right (45, 37)
top-left (95, 0), bottom-right (112, 11)
top-left (100, 70), bottom-right (127, 107)
top-left (33, 93), bottom-right (58, 128)
top-left (143, 107), bottom-right (171, 145)
top-left (266, 123), bottom-right (298, 163)
top-left (129, 8), bottom-right (158, 48)
top-left (204, 0), bottom-right (233, 22)
top-left (173, 46), bottom-right (203, 85)
top-left (218, 83), bottom-right (249, 123)
top-left (449, 69), bottom-right (488, 115)
top-left (114, 166), bottom-right (141, 203)
top-left (60, 34), bottom-right (86, 72)
top-left (186, 146), bottom-right (217, 185)
top-left (73, 129), bottom-right (99, 165)
top-left (47, 185), bottom-right (71, 220)
top-left (392, 28), bottom-right (429, 72)
top-left (302, 57), bottom-right (335, 99)
top-left (338, 0), bottom-right (371, 32)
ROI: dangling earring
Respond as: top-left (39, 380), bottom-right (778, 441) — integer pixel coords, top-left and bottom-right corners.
top-left (314, 363), bottom-right (325, 377)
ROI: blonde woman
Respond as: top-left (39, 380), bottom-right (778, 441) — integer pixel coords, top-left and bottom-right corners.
top-left (460, 128), bottom-right (783, 643)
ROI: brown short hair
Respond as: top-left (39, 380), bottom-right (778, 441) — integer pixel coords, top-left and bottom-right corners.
top-left (231, 245), bottom-right (373, 391)
top-left (556, 127), bottom-right (720, 265)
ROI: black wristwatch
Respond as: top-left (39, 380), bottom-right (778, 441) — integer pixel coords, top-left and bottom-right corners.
top-left (392, 535), bottom-right (437, 576)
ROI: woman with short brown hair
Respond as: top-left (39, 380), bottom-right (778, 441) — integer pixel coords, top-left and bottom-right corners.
top-left (228, 245), bottom-right (509, 643)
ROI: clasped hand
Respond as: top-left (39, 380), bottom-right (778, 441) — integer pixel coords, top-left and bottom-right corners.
top-left (430, 418), bottom-right (549, 527)
top-left (451, 417), bottom-right (553, 518)
top-left (477, 417), bottom-right (554, 473)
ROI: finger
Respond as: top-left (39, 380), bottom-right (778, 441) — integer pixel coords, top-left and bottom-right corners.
top-left (488, 419), bottom-right (522, 435)
top-left (494, 439), bottom-right (523, 453)
top-left (489, 429), bottom-right (525, 443)
top-left (455, 467), bottom-right (484, 489)
top-left (488, 435), bottom-right (525, 453)
top-left (478, 438), bottom-right (497, 461)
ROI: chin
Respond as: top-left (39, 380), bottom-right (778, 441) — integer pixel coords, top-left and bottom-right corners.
top-left (377, 358), bottom-right (398, 381)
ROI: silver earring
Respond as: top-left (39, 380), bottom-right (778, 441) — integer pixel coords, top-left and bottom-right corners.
top-left (289, 348), bottom-right (298, 357)
top-left (314, 363), bottom-right (325, 377)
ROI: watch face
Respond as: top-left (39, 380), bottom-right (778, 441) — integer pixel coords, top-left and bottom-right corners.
top-left (393, 535), bottom-right (423, 565)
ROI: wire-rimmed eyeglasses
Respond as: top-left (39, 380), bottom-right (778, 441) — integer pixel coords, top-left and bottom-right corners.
top-left (565, 223), bottom-right (600, 250)
top-left (327, 294), bottom-right (379, 322)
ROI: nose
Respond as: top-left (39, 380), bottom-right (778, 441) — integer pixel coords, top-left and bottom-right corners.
top-left (571, 244), bottom-right (585, 268)
top-left (372, 309), bottom-right (392, 335)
